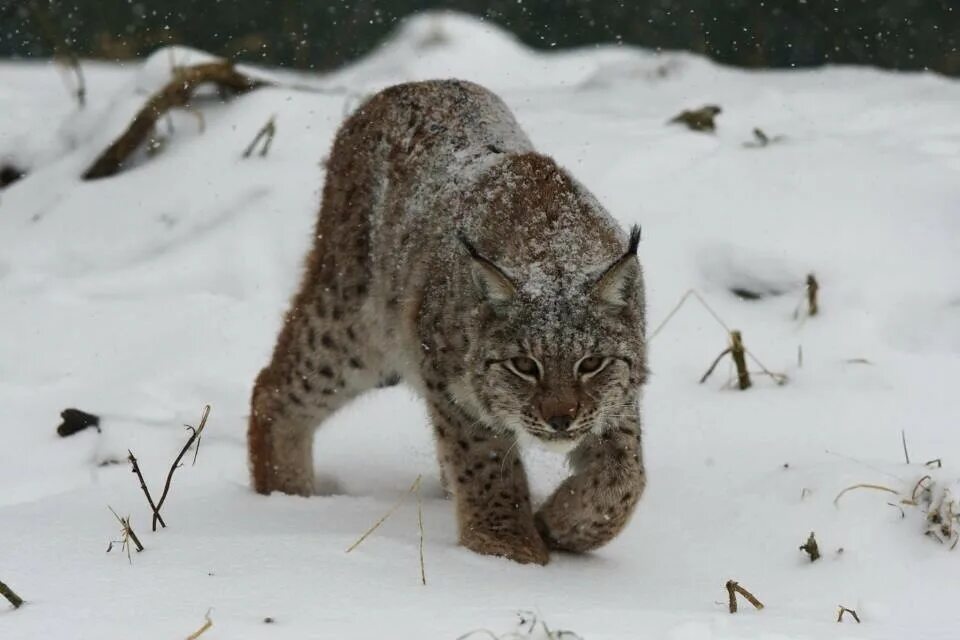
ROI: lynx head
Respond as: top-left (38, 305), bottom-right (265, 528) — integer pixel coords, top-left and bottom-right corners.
top-left (457, 226), bottom-right (646, 451)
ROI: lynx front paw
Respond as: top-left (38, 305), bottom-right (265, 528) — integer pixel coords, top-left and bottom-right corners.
top-left (461, 524), bottom-right (550, 565)
top-left (535, 500), bottom-right (621, 554)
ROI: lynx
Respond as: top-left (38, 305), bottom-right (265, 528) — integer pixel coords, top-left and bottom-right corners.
top-left (248, 79), bottom-right (647, 565)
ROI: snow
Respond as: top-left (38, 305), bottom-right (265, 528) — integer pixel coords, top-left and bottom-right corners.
top-left (2, 10), bottom-right (960, 639)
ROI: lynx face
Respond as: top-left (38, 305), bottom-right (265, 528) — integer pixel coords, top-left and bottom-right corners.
top-left (460, 228), bottom-right (645, 449)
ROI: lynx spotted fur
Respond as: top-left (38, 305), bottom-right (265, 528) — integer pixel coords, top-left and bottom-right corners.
top-left (249, 79), bottom-right (647, 565)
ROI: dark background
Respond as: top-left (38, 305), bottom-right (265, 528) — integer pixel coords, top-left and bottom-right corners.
top-left (2, 0), bottom-right (958, 75)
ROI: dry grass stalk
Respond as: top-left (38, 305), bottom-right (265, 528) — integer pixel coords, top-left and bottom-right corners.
top-left (83, 63), bottom-right (268, 179)
top-left (242, 115), bottom-right (278, 158)
top-left (151, 405), bottom-right (211, 531)
top-left (651, 289), bottom-right (786, 386)
top-left (185, 609), bottom-right (214, 640)
top-left (416, 477), bottom-right (426, 586)
top-left (833, 483), bottom-right (900, 507)
top-left (799, 531), bottom-right (821, 562)
top-left (648, 289), bottom-right (731, 342)
top-left (699, 347), bottom-right (732, 384)
top-left (925, 458), bottom-right (943, 469)
top-left (127, 450), bottom-right (166, 528)
top-left (837, 606), bottom-right (861, 623)
top-left (0, 578), bottom-right (24, 609)
top-left (107, 506), bottom-right (144, 562)
top-left (346, 475), bottom-right (423, 554)
top-left (726, 580), bottom-right (764, 613)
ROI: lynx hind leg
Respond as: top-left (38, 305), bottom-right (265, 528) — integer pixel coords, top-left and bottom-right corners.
top-left (248, 306), bottom-right (387, 497)
top-left (428, 394), bottom-right (548, 565)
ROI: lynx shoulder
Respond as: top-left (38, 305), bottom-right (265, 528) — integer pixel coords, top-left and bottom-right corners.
top-left (249, 80), bottom-right (647, 565)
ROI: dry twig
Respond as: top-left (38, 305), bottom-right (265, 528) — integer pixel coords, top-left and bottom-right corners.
top-left (0, 578), bottom-right (24, 609)
top-left (901, 429), bottom-right (911, 464)
top-left (84, 63), bottom-right (268, 179)
top-left (152, 405), bottom-right (211, 531)
top-left (242, 115), bottom-right (278, 158)
top-left (107, 506), bottom-right (144, 562)
top-left (726, 580), bottom-right (764, 613)
top-left (127, 450), bottom-right (166, 528)
top-left (837, 606), bottom-right (861, 623)
top-left (650, 289), bottom-right (786, 386)
top-left (699, 347), bottom-right (732, 384)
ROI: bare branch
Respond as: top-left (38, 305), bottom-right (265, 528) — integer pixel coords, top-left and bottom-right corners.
top-left (152, 405), bottom-right (211, 531)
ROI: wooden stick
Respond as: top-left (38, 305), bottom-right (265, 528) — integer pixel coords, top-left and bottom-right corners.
top-left (127, 450), bottom-right (166, 528)
top-left (152, 405), bottom-right (211, 531)
top-left (729, 331), bottom-right (752, 390)
top-left (0, 579), bottom-right (23, 609)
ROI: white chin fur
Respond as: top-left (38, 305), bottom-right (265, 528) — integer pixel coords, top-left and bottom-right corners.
top-left (514, 427), bottom-right (581, 455)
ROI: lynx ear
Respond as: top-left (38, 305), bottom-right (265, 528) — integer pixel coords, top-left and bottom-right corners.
top-left (595, 225), bottom-right (641, 307)
top-left (459, 234), bottom-right (517, 303)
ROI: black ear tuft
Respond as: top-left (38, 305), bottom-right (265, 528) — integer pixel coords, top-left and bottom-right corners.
top-left (627, 224), bottom-right (641, 256)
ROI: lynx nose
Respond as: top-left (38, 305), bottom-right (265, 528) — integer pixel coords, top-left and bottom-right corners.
top-left (540, 398), bottom-right (579, 432)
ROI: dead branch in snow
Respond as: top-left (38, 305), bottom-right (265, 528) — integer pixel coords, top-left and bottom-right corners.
top-left (0, 578), bottom-right (24, 609)
top-left (83, 62), bottom-right (268, 179)
top-left (726, 580), bottom-right (765, 613)
top-left (127, 450), bottom-right (166, 529)
top-left (837, 606), bottom-right (861, 623)
top-left (152, 405), bottom-right (211, 531)
top-left (242, 115), bottom-right (277, 158)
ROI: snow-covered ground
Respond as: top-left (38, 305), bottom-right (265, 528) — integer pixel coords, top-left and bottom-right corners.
top-left (2, 11), bottom-right (960, 639)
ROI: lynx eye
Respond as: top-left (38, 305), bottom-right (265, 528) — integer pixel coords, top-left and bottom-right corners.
top-left (576, 356), bottom-right (606, 377)
top-left (507, 356), bottom-right (540, 379)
